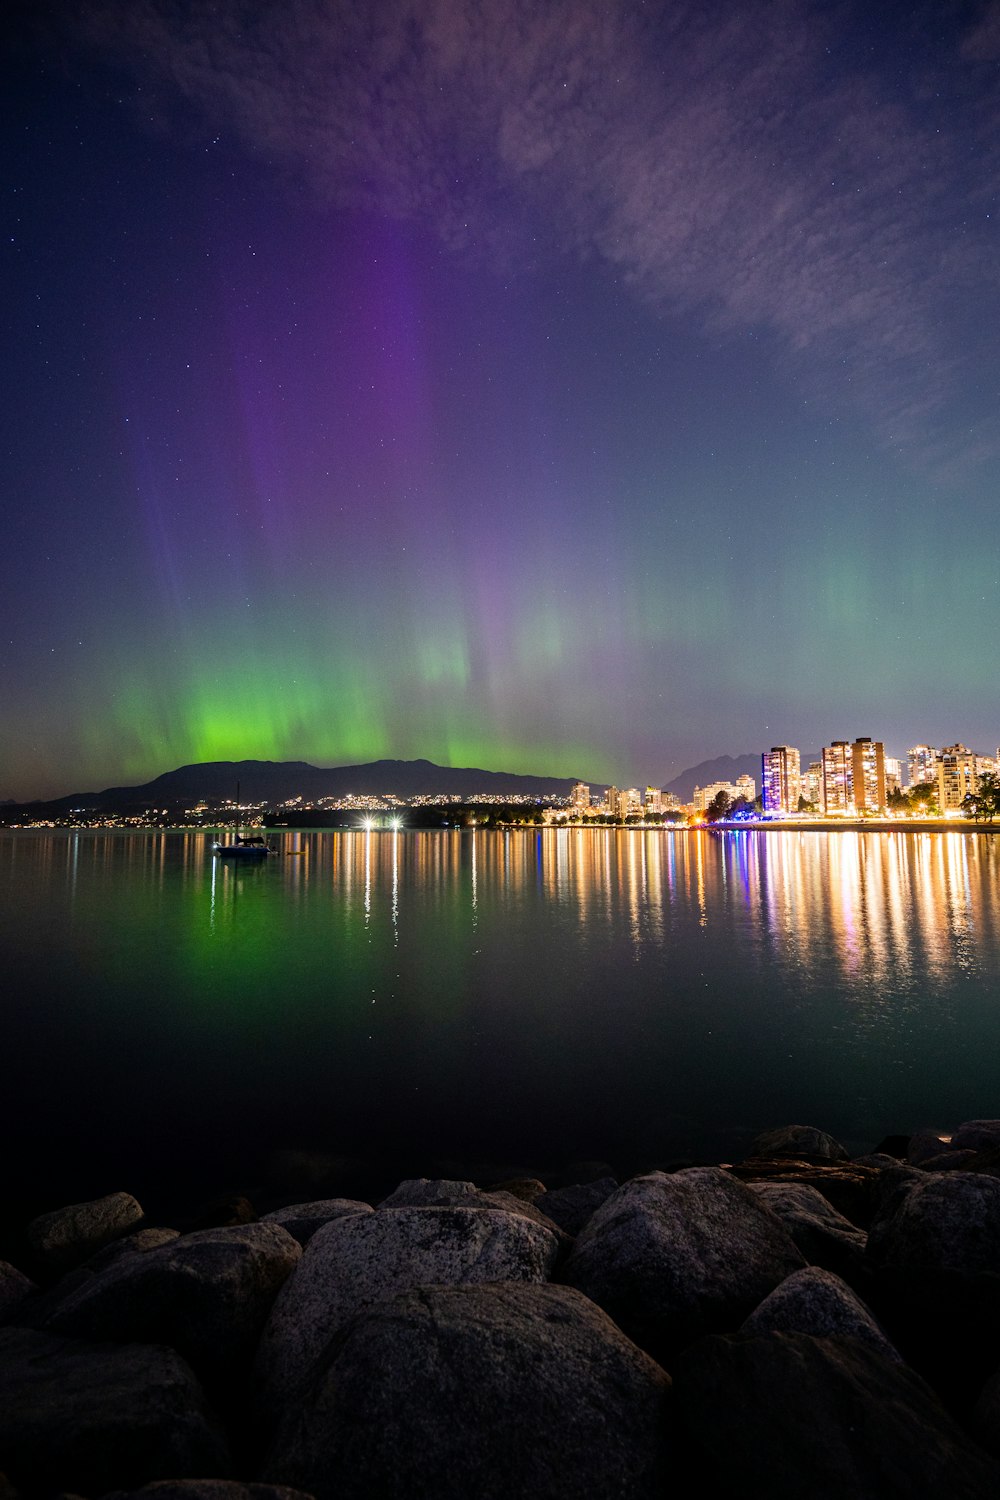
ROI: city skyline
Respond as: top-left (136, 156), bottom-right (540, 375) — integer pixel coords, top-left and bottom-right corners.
top-left (3, 2), bottom-right (999, 801)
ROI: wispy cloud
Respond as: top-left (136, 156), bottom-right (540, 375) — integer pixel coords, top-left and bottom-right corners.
top-left (76, 0), bottom-right (1000, 473)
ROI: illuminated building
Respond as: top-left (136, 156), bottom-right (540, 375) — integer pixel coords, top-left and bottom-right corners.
top-left (851, 737), bottom-right (886, 815)
top-left (937, 744), bottom-right (977, 811)
top-left (570, 782), bottom-right (591, 810)
top-left (693, 779), bottom-right (752, 813)
top-left (644, 786), bottom-right (663, 812)
top-left (761, 747), bottom-right (800, 814)
top-left (821, 742), bottom-right (853, 814)
top-left (884, 757), bottom-right (902, 794)
top-left (908, 745), bottom-right (938, 787)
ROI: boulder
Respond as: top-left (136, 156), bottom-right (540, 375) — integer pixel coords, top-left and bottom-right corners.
top-left (256, 1205), bottom-right (559, 1413)
top-left (727, 1158), bottom-right (882, 1226)
top-left (536, 1178), bottom-right (618, 1236)
top-left (740, 1266), bottom-right (901, 1361)
top-left (952, 1121), bottom-right (1000, 1153)
top-left (560, 1167), bottom-right (804, 1358)
top-left (748, 1125), bottom-right (849, 1162)
top-left (85, 1228), bottom-right (181, 1273)
top-left (376, 1178), bottom-right (565, 1238)
top-left (673, 1329), bottom-right (999, 1498)
top-left (747, 1182), bottom-right (866, 1278)
top-left (261, 1200), bottom-right (372, 1247)
top-left (921, 1151), bottom-right (980, 1172)
top-left (26, 1192), bottom-right (144, 1271)
top-left (29, 1223), bottom-right (300, 1384)
top-left (486, 1177), bottom-right (547, 1202)
top-left (908, 1129), bottom-right (955, 1165)
top-left (0, 1325), bottom-right (229, 1496)
top-left (0, 1263), bottom-right (35, 1322)
top-left (263, 1284), bottom-right (672, 1500)
top-left (866, 1171), bottom-right (1000, 1275)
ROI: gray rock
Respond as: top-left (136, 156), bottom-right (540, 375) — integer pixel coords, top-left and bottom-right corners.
top-left (32, 1223), bottom-right (300, 1382)
top-left (26, 1192), bottom-right (144, 1270)
top-left (853, 1152), bottom-right (906, 1168)
top-left (102, 1484), bottom-right (312, 1500)
top-left (867, 1171), bottom-right (1000, 1274)
top-left (747, 1181), bottom-right (867, 1276)
top-left (377, 1178), bottom-right (565, 1237)
top-left (0, 1262), bottom-right (36, 1322)
top-left (85, 1228), bottom-right (181, 1273)
top-left (264, 1284), bottom-right (672, 1500)
top-left (256, 1205), bottom-right (559, 1412)
top-left (261, 1199), bottom-right (372, 1246)
top-left (953, 1121), bottom-right (1000, 1153)
top-left (673, 1330), bottom-right (998, 1498)
top-left (908, 1129), bottom-right (955, 1165)
top-left (560, 1167), bottom-right (805, 1357)
top-left (748, 1125), bottom-right (849, 1162)
top-left (740, 1266), bottom-right (901, 1361)
top-left (727, 1159), bottom-right (881, 1227)
top-left (0, 1325), bottom-right (228, 1496)
top-left (921, 1150), bottom-right (980, 1172)
top-left (536, 1178), bottom-right (618, 1236)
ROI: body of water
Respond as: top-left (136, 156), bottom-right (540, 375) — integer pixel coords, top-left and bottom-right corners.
top-left (3, 826), bottom-right (999, 1218)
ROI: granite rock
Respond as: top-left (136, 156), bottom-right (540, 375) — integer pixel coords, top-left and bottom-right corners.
top-left (261, 1200), bottom-right (372, 1247)
top-left (264, 1283), bottom-right (673, 1500)
top-left (256, 1205), bottom-right (559, 1413)
top-left (952, 1121), bottom-right (1000, 1153)
top-left (29, 1223), bottom-right (300, 1383)
top-left (536, 1178), bottom-right (618, 1236)
top-left (727, 1158), bottom-right (882, 1226)
top-left (866, 1171), bottom-right (1000, 1274)
top-left (747, 1181), bottom-right (867, 1277)
top-left (740, 1266), bottom-right (901, 1360)
top-left (0, 1325), bottom-right (229, 1496)
top-left (673, 1329), bottom-right (999, 1498)
top-left (748, 1125), bottom-right (849, 1162)
top-left (560, 1167), bottom-right (804, 1358)
top-left (376, 1178), bottom-right (565, 1238)
top-left (26, 1192), bottom-right (144, 1271)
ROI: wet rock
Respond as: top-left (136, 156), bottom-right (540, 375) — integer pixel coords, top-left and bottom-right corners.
top-left (0, 1263), bottom-right (35, 1322)
top-left (536, 1178), bottom-right (618, 1236)
top-left (261, 1200), bottom-right (372, 1247)
top-left (867, 1171), bottom-right (1000, 1275)
top-left (263, 1284), bottom-right (672, 1500)
top-left (673, 1330), bottom-right (999, 1498)
top-left (740, 1266), bottom-right (901, 1361)
top-left (560, 1167), bottom-right (804, 1358)
top-left (26, 1192), bottom-right (144, 1271)
top-left (727, 1158), bottom-right (882, 1227)
top-left (29, 1223), bottom-right (300, 1384)
top-left (747, 1182), bottom-right (867, 1278)
top-left (0, 1326), bottom-right (229, 1496)
top-left (256, 1205), bottom-right (559, 1413)
top-left (748, 1125), bottom-right (849, 1162)
top-left (952, 1121), bottom-right (1000, 1153)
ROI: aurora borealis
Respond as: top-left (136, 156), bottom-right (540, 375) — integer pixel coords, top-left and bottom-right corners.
top-left (3, 1), bottom-right (999, 802)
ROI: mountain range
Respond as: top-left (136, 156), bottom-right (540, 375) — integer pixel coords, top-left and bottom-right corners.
top-left (6, 752), bottom-right (809, 815)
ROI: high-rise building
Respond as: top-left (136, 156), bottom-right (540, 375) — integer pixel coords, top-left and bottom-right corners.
top-left (761, 746), bottom-right (801, 814)
top-left (644, 786), bottom-right (663, 813)
top-left (802, 762), bottom-right (823, 807)
top-left (734, 774), bottom-right (756, 804)
top-left (570, 782), bottom-right (591, 810)
top-left (937, 745), bottom-right (977, 811)
top-left (822, 742), bottom-right (853, 814)
top-left (884, 757), bottom-right (902, 794)
top-left (908, 745), bottom-right (938, 787)
top-left (851, 737), bottom-right (886, 815)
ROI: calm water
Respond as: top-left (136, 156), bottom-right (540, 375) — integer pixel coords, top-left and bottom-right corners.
top-left (3, 827), bottom-right (1000, 1215)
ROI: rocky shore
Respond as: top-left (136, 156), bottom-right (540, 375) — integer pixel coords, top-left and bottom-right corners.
top-left (3, 1121), bottom-right (1000, 1498)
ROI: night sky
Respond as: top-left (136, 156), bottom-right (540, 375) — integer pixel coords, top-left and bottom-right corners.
top-left (3, 0), bottom-right (998, 802)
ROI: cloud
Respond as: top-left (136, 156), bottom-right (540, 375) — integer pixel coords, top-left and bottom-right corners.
top-left (74, 0), bottom-right (1000, 473)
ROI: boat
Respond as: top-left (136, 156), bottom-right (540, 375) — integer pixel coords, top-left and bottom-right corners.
top-left (213, 834), bottom-right (271, 859)
top-left (212, 780), bottom-right (272, 858)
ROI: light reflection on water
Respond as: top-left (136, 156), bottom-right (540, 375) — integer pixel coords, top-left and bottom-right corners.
top-left (2, 827), bottom-right (1000, 1207)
